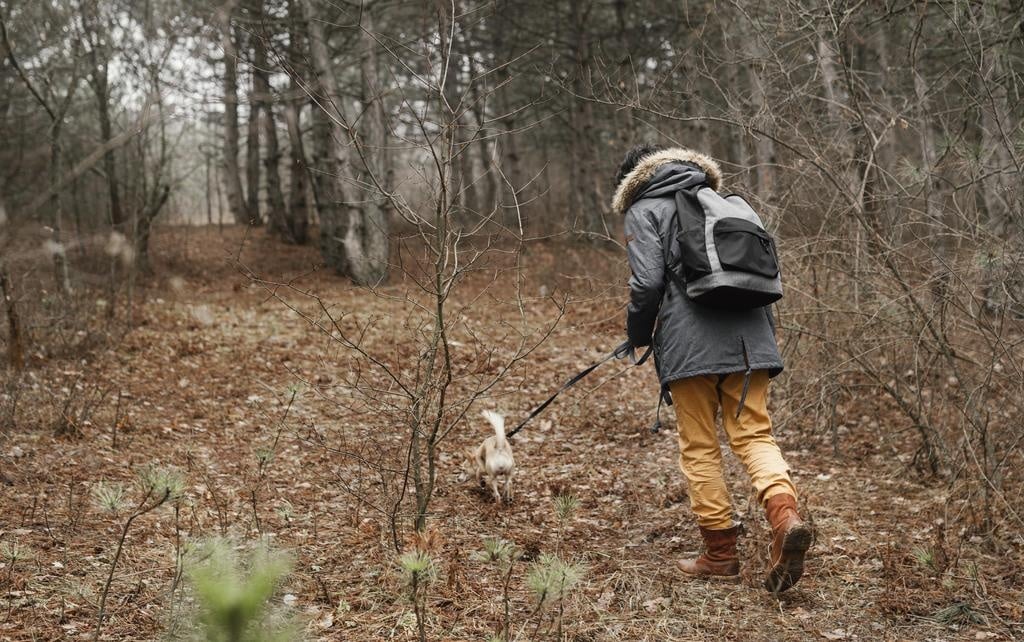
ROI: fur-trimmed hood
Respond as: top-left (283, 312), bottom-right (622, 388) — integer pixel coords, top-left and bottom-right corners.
top-left (611, 147), bottom-right (723, 215)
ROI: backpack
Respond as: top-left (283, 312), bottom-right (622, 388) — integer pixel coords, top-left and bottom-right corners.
top-left (668, 187), bottom-right (782, 309)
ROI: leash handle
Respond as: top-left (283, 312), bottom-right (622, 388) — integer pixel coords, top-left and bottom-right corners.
top-left (506, 341), bottom-right (649, 439)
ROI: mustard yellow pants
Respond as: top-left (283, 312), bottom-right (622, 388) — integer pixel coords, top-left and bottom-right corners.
top-left (669, 370), bottom-right (797, 530)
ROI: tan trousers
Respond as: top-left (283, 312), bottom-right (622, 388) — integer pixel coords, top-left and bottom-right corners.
top-left (669, 370), bottom-right (797, 530)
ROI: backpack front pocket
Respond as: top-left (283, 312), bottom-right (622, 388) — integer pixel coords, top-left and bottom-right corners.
top-left (713, 219), bottom-right (780, 278)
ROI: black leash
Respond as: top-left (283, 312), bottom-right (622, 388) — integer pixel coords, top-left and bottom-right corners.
top-left (506, 340), bottom-right (652, 439)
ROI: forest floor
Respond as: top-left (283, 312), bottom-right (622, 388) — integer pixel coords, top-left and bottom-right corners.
top-left (1, 226), bottom-right (1021, 641)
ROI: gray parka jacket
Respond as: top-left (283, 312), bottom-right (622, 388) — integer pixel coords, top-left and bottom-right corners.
top-left (613, 148), bottom-right (784, 386)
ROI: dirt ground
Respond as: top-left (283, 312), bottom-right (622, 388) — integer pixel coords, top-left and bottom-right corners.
top-left (1, 226), bottom-right (1021, 641)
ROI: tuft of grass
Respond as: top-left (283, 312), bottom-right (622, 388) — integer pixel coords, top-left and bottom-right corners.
top-left (275, 499), bottom-right (295, 524)
top-left (553, 494), bottom-right (579, 523)
top-left (931, 601), bottom-right (987, 626)
top-left (399, 550), bottom-right (435, 582)
top-left (472, 537), bottom-right (517, 565)
top-left (0, 540), bottom-right (32, 564)
top-left (911, 545), bottom-right (935, 572)
top-left (137, 464), bottom-right (185, 502)
top-left (91, 482), bottom-right (128, 514)
top-left (525, 553), bottom-right (586, 607)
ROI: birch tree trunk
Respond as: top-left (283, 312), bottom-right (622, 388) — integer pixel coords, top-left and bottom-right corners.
top-left (302, 0), bottom-right (352, 274)
top-left (349, 6), bottom-right (389, 284)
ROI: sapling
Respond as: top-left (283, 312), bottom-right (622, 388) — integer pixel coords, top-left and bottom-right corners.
top-left (398, 549), bottom-right (435, 642)
top-left (2, 539), bottom-right (32, 621)
top-left (176, 537), bottom-right (297, 642)
top-left (523, 495), bottom-right (586, 640)
top-left (525, 554), bottom-right (587, 640)
top-left (473, 537), bottom-right (519, 641)
top-left (92, 466), bottom-right (184, 641)
top-left (553, 494), bottom-right (579, 554)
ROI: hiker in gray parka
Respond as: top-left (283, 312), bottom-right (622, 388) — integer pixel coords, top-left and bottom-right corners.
top-left (614, 143), bottom-right (812, 592)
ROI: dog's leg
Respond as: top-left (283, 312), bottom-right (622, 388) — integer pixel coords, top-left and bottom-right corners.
top-left (504, 476), bottom-right (513, 502)
top-left (490, 478), bottom-right (503, 504)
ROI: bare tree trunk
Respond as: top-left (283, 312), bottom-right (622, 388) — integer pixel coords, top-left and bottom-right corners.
top-left (283, 97), bottom-right (309, 244)
top-left (84, 19), bottom-right (124, 231)
top-left (244, 21), bottom-right (262, 225)
top-left (282, 0), bottom-right (309, 244)
top-left (48, 123), bottom-right (72, 294)
top-left (302, 0), bottom-right (352, 273)
top-left (977, 7), bottom-right (1019, 238)
top-left (261, 107), bottom-right (286, 232)
top-left (205, 149), bottom-right (212, 225)
top-left (911, 27), bottom-right (951, 305)
top-left (0, 259), bottom-right (24, 371)
top-left (567, 0), bottom-right (607, 237)
top-left (815, 33), bottom-right (860, 202)
top-left (490, 1), bottom-right (523, 228)
top-left (466, 55), bottom-right (498, 215)
top-left (216, 0), bottom-right (248, 224)
top-left (136, 185), bottom-right (170, 272)
top-left (350, 6), bottom-right (389, 284)
top-left (252, 15), bottom-right (286, 236)
top-left (742, 21), bottom-right (775, 198)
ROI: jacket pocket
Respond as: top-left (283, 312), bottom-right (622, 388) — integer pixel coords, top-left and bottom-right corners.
top-left (713, 219), bottom-right (780, 278)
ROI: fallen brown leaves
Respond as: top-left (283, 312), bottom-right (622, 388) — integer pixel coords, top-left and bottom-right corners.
top-left (0, 226), bottom-right (1021, 641)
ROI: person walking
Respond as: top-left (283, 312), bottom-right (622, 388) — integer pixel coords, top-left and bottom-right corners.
top-left (613, 144), bottom-right (811, 593)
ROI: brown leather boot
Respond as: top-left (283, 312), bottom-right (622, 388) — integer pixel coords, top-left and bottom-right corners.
top-left (763, 493), bottom-right (812, 593)
top-left (676, 524), bottom-right (741, 578)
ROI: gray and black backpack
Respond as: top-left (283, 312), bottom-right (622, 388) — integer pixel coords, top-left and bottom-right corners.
top-left (668, 187), bottom-right (782, 309)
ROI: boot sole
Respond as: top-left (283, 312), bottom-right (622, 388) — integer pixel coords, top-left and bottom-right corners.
top-left (679, 571), bottom-right (741, 583)
top-left (764, 524), bottom-right (812, 594)
top-left (676, 561), bottom-right (740, 581)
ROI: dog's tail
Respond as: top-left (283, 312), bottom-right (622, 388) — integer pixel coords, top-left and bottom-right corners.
top-left (482, 410), bottom-right (507, 445)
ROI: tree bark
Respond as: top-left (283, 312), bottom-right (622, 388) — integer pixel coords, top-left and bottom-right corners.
top-left (466, 53), bottom-right (498, 216)
top-left (490, 0), bottom-right (523, 229)
top-left (283, 95), bottom-right (309, 244)
top-left (302, 0), bottom-right (352, 273)
top-left (244, 9), bottom-right (262, 225)
top-left (83, 5), bottom-right (124, 230)
top-left (135, 185), bottom-right (170, 272)
top-left (252, 13), bottom-right (286, 237)
top-left (741, 15), bottom-right (775, 198)
top-left (216, 0), bottom-right (248, 224)
top-left (567, 0), bottom-right (607, 237)
top-left (0, 259), bottom-right (24, 371)
top-left (282, 0), bottom-right (309, 244)
top-left (48, 121), bottom-right (72, 294)
top-left (350, 6), bottom-right (389, 284)
top-left (977, 5), bottom-right (1020, 238)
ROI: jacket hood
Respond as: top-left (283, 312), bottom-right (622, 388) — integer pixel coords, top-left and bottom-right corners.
top-left (611, 147), bottom-right (723, 215)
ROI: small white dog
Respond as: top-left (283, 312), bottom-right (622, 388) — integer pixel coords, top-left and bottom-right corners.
top-left (468, 410), bottom-right (515, 503)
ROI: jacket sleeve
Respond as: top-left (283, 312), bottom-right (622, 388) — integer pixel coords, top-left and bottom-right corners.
top-left (624, 205), bottom-right (666, 348)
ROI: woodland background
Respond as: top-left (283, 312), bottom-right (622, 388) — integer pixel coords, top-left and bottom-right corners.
top-left (0, 0), bottom-right (1022, 640)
